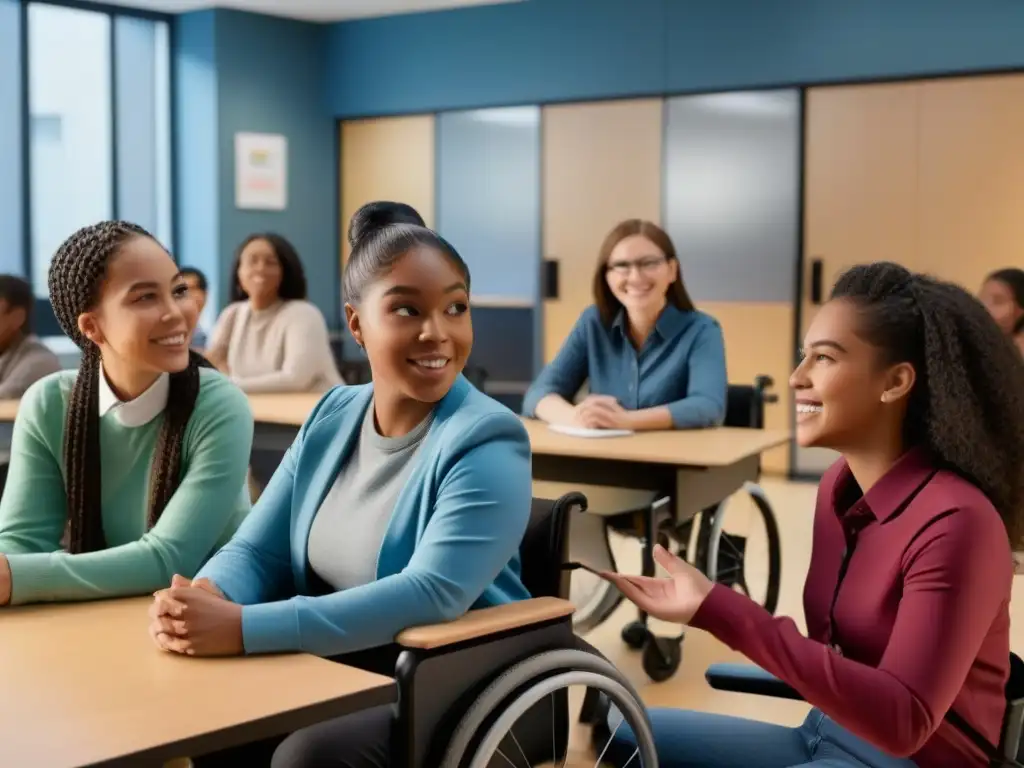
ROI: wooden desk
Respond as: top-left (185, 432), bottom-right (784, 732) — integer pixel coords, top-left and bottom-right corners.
top-left (0, 398), bottom-right (17, 421)
top-left (247, 393), bottom-right (321, 426)
top-left (0, 598), bottom-right (396, 767)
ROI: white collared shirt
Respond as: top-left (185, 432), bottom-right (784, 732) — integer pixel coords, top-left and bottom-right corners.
top-left (97, 368), bottom-right (170, 427)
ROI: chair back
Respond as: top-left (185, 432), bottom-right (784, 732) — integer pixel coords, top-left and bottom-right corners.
top-left (1002, 651), bottom-right (1024, 761)
top-left (519, 492), bottom-right (588, 600)
top-left (724, 374), bottom-right (778, 430)
top-left (463, 365), bottom-right (488, 392)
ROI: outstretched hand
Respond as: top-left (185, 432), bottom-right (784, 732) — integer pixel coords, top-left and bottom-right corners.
top-left (599, 544), bottom-right (715, 625)
top-left (149, 574), bottom-right (243, 657)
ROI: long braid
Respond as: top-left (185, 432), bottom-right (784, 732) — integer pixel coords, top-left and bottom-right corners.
top-left (48, 221), bottom-right (209, 552)
top-left (148, 350), bottom-right (212, 527)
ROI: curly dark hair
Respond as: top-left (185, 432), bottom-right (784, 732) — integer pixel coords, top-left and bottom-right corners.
top-left (229, 233), bottom-right (307, 303)
top-left (832, 261), bottom-right (1024, 545)
top-left (47, 221), bottom-right (211, 555)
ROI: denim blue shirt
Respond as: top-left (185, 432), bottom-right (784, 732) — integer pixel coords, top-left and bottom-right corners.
top-left (522, 304), bottom-right (727, 429)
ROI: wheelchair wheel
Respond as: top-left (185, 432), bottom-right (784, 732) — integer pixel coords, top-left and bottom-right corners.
top-left (439, 648), bottom-right (658, 768)
top-left (702, 482), bottom-right (782, 615)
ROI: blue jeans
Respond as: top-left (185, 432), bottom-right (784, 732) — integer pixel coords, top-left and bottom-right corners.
top-left (606, 706), bottom-right (919, 768)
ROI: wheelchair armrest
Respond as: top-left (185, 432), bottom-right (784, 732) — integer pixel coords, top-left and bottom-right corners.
top-left (395, 597), bottom-right (575, 650)
top-left (705, 663), bottom-right (804, 701)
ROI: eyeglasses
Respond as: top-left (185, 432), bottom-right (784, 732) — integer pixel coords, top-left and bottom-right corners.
top-left (606, 255), bottom-right (668, 275)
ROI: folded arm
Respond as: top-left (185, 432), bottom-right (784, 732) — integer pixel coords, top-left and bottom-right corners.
top-left (634, 320), bottom-right (727, 430)
top-left (522, 313), bottom-right (589, 422)
top-left (194, 389), bottom-right (343, 604)
top-left (3, 385), bottom-right (255, 604)
top-left (238, 414), bottom-right (533, 657)
top-left (689, 508), bottom-right (1011, 757)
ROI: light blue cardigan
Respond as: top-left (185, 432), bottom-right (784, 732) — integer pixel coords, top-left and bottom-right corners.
top-left (195, 375), bottom-right (534, 657)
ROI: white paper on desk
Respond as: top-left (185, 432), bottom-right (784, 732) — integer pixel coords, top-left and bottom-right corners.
top-left (547, 424), bottom-right (635, 438)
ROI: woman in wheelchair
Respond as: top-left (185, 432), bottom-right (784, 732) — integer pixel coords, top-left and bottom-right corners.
top-left (522, 218), bottom-right (726, 431)
top-left (146, 202), bottom-right (535, 767)
top-left (601, 262), bottom-right (1024, 768)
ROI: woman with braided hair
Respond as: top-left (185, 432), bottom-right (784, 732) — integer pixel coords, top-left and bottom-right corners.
top-left (602, 261), bottom-right (1024, 768)
top-left (0, 221), bottom-right (253, 606)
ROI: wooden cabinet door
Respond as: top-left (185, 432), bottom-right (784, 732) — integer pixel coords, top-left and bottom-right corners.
top-left (541, 99), bottom-right (663, 363)
top-left (797, 82), bottom-right (921, 474)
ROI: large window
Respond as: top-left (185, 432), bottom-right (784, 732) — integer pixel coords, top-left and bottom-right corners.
top-left (15, 1), bottom-right (174, 313)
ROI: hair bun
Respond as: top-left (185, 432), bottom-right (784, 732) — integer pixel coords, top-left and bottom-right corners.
top-left (347, 201), bottom-right (426, 250)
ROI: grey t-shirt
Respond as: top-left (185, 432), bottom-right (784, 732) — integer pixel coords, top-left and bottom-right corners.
top-left (307, 401), bottom-right (433, 591)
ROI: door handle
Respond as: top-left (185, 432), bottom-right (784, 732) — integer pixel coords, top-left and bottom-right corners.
top-left (542, 259), bottom-right (559, 300)
top-left (810, 258), bottom-right (823, 305)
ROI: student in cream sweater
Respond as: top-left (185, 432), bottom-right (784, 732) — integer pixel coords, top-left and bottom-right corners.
top-left (206, 233), bottom-right (342, 393)
top-left (0, 221), bottom-right (253, 606)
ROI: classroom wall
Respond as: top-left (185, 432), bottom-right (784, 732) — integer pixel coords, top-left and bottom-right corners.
top-left (325, 0), bottom-right (1024, 118)
top-left (326, 0), bottom-right (1024, 118)
top-left (174, 9), bottom-right (338, 329)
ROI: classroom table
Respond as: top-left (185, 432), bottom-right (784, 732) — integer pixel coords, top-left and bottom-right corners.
top-left (0, 597), bottom-right (396, 768)
top-left (244, 393), bottom-right (790, 528)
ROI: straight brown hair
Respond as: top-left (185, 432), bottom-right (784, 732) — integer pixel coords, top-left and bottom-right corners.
top-left (591, 219), bottom-right (694, 326)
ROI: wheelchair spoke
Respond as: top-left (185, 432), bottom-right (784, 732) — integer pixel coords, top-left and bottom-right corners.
top-left (591, 711), bottom-right (624, 768)
top-left (494, 747), bottom-right (518, 767)
top-left (507, 725), bottom-right (530, 767)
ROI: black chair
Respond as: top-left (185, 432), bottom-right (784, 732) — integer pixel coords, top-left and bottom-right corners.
top-left (705, 654), bottom-right (1024, 766)
top-left (589, 375), bottom-right (782, 683)
top-left (374, 492), bottom-right (658, 767)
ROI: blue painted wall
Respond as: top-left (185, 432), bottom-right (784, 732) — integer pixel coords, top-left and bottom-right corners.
top-left (174, 9), bottom-right (338, 329)
top-left (326, 0), bottom-right (1024, 118)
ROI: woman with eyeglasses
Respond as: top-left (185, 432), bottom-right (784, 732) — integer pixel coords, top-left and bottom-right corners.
top-left (522, 219), bottom-right (727, 432)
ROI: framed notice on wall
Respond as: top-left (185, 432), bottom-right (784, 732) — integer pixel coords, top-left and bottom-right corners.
top-left (234, 132), bottom-right (287, 210)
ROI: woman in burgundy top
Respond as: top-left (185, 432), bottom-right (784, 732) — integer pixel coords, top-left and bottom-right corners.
top-left (602, 262), bottom-right (1024, 768)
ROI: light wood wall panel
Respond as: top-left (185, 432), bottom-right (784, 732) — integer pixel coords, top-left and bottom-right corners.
top-left (541, 99), bottom-right (663, 363)
top-left (339, 115), bottom-right (435, 267)
top-left (798, 82), bottom-right (922, 475)
top-left (917, 73), bottom-right (1024, 291)
top-left (701, 301), bottom-right (794, 475)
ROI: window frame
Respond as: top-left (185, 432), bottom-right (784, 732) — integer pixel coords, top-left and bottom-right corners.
top-left (17, 0), bottom-right (177, 336)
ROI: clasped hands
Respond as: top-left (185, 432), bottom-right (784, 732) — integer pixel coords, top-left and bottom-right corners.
top-left (572, 394), bottom-right (633, 430)
top-left (148, 574), bottom-right (244, 657)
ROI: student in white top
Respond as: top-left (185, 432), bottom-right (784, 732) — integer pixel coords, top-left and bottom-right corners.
top-left (205, 234), bottom-right (343, 393)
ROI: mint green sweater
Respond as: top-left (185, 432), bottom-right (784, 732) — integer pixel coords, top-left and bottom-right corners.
top-left (0, 368), bottom-right (253, 604)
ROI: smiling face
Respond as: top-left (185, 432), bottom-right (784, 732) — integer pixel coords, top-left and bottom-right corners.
top-left (604, 234), bottom-right (678, 317)
top-left (980, 278), bottom-right (1023, 336)
top-left (77, 236), bottom-right (197, 380)
top-left (790, 298), bottom-right (916, 451)
top-left (345, 245), bottom-right (472, 407)
top-left (236, 237), bottom-right (283, 307)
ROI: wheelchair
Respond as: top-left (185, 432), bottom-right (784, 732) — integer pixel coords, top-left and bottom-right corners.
top-left (569, 376), bottom-right (783, 683)
top-left (705, 654), bottom-right (1024, 767)
top-left (354, 491), bottom-right (659, 767)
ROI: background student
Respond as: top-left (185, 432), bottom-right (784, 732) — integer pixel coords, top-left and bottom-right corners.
top-left (523, 218), bottom-right (727, 432)
top-left (0, 221), bottom-right (253, 606)
top-left (180, 266), bottom-right (210, 350)
top-left (979, 267), bottom-right (1024, 357)
top-left (0, 274), bottom-right (61, 399)
top-left (204, 233), bottom-right (343, 393)
top-left (147, 202), bottom-right (533, 768)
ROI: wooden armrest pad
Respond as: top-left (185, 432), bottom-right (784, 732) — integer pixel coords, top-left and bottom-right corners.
top-left (395, 597), bottom-right (575, 650)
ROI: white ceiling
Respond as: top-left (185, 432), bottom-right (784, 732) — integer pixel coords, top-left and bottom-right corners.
top-left (104, 0), bottom-right (522, 23)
